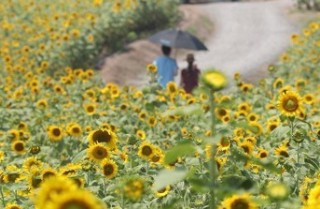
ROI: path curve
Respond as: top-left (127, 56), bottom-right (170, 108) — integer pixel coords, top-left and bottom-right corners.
top-left (177, 0), bottom-right (300, 85)
top-left (101, 0), bottom-right (308, 87)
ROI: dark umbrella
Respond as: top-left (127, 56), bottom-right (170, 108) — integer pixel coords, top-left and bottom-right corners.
top-left (149, 28), bottom-right (208, 51)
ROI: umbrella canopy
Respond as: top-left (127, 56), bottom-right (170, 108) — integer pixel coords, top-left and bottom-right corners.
top-left (149, 28), bottom-right (208, 51)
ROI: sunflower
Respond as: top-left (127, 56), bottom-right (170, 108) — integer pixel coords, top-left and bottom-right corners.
top-left (138, 111), bottom-right (148, 121)
top-left (222, 115), bottom-right (231, 123)
top-left (136, 130), bottom-right (146, 140)
top-left (240, 83), bottom-right (253, 92)
top-left (166, 81), bottom-right (177, 95)
top-left (233, 128), bottom-right (246, 137)
top-left (67, 123), bottom-right (82, 137)
top-left (217, 137), bottom-right (230, 152)
top-left (18, 122), bottom-right (28, 131)
top-left (53, 85), bottom-right (65, 94)
top-left (8, 129), bottom-right (20, 141)
top-left (275, 144), bottom-right (289, 158)
top-left (101, 159), bottom-right (118, 179)
top-left (248, 122), bottom-right (263, 136)
top-left (219, 193), bottom-right (257, 209)
top-left (11, 140), bottom-right (26, 154)
top-left (266, 182), bottom-right (289, 201)
top-left (0, 151), bottom-right (4, 162)
top-left (295, 78), bottom-right (307, 89)
top-left (147, 64), bottom-right (157, 73)
top-left (148, 116), bottom-right (157, 127)
top-left (35, 175), bottom-right (78, 209)
top-left (88, 129), bottom-right (117, 149)
top-left (87, 143), bottom-right (110, 162)
top-left (47, 125), bottom-right (64, 141)
top-left (23, 157), bottom-right (43, 172)
top-left (239, 141), bottom-right (254, 155)
top-left (30, 145), bottom-right (41, 155)
top-left (41, 168), bottom-right (58, 180)
top-left (28, 175), bottom-right (42, 190)
top-left (83, 103), bottom-right (97, 115)
top-left (59, 163), bottom-right (82, 177)
top-left (238, 102), bottom-right (251, 113)
top-left (45, 189), bottom-right (102, 209)
top-left (202, 70), bottom-right (227, 91)
top-left (303, 93), bottom-right (315, 105)
top-left (150, 148), bottom-right (164, 164)
top-left (215, 108), bottom-right (229, 119)
top-left (256, 148), bottom-right (268, 159)
top-left (5, 203), bottom-right (22, 209)
top-left (273, 78), bottom-right (284, 89)
top-left (123, 178), bottom-right (145, 201)
top-left (246, 113), bottom-right (259, 122)
top-left (266, 122), bottom-right (279, 132)
top-left (138, 141), bottom-right (155, 160)
top-left (119, 103), bottom-right (128, 111)
top-left (306, 184), bottom-right (320, 207)
top-left (277, 91), bottom-right (304, 117)
top-left (245, 136), bottom-right (257, 145)
top-left (156, 185), bottom-right (170, 197)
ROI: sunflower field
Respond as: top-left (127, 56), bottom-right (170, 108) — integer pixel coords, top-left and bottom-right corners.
top-left (0, 0), bottom-right (320, 209)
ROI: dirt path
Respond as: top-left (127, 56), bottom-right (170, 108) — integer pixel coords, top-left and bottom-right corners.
top-left (100, 0), bottom-right (316, 87)
top-left (176, 0), bottom-right (309, 85)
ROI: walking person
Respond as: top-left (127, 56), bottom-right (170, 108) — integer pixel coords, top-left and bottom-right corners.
top-left (153, 45), bottom-right (178, 88)
top-left (180, 53), bottom-right (201, 93)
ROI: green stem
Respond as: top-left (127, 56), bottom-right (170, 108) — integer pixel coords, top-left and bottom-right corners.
top-left (0, 186), bottom-right (5, 207)
top-left (209, 90), bottom-right (217, 209)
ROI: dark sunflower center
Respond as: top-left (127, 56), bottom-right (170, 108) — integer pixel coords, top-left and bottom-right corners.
top-left (15, 142), bottom-right (24, 151)
top-left (61, 200), bottom-right (91, 209)
top-left (142, 146), bottom-right (152, 156)
top-left (241, 145), bottom-right (250, 154)
top-left (151, 155), bottom-right (160, 162)
top-left (218, 109), bottom-right (227, 116)
top-left (72, 127), bottom-right (81, 134)
top-left (31, 177), bottom-right (42, 189)
top-left (93, 130), bottom-right (111, 143)
top-left (42, 171), bottom-right (56, 179)
top-left (158, 187), bottom-right (166, 193)
top-left (93, 148), bottom-right (107, 159)
top-left (284, 98), bottom-right (298, 111)
top-left (87, 106), bottom-right (94, 113)
top-left (249, 116), bottom-right (256, 121)
top-left (231, 199), bottom-right (249, 209)
top-left (280, 151), bottom-right (289, 157)
top-left (260, 152), bottom-right (267, 158)
top-left (52, 128), bottom-right (61, 137)
top-left (149, 119), bottom-right (155, 125)
top-left (169, 86), bottom-right (176, 93)
top-left (269, 124), bottom-right (277, 131)
top-left (305, 96), bottom-right (312, 101)
top-left (103, 164), bottom-right (114, 176)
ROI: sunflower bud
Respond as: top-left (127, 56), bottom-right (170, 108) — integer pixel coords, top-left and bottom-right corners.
top-left (266, 182), bottom-right (289, 201)
top-left (201, 70), bottom-right (227, 91)
top-left (30, 146), bottom-right (41, 154)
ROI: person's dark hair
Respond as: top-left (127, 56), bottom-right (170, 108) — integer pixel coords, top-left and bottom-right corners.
top-left (161, 45), bottom-right (171, 56)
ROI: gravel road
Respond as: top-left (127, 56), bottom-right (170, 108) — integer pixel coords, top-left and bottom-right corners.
top-left (177, 0), bottom-right (301, 85)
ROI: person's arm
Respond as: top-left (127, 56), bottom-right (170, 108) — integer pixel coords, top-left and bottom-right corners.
top-left (174, 60), bottom-right (178, 76)
top-left (180, 70), bottom-right (185, 88)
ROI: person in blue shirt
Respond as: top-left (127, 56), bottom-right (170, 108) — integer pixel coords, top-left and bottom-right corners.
top-left (153, 45), bottom-right (178, 88)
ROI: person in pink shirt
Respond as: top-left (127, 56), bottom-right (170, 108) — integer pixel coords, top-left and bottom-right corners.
top-left (180, 53), bottom-right (201, 93)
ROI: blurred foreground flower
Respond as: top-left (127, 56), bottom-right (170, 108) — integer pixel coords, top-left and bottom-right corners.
top-left (202, 70), bottom-right (227, 91)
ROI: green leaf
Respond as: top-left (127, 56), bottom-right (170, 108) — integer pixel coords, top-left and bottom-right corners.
top-left (188, 178), bottom-right (210, 193)
top-left (164, 141), bottom-right (196, 164)
top-left (162, 104), bottom-right (203, 117)
top-left (154, 169), bottom-right (188, 191)
top-left (72, 149), bottom-right (87, 162)
top-left (305, 156), bottom-right (320, 170)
